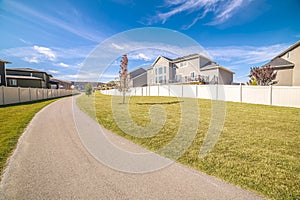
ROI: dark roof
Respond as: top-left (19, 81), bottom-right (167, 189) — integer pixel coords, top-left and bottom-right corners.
top-left (263, 57), bottom-right (294, 68)
top-left (172, 53), bottom-right (211, 63)
top-left (50, 78), bottom-right (72, 84)
top-left (150, 53), bottom-right (211, 68)
top-left (0, 59), bottom-right (12, 64)
top-left (6, 68), bottom-right (52, 76)
top-left (6, 75), bottom-right (42, 80)
top-left (129, 68), bottom-right (147, 79)
top-left (276, 40), bottom-right (300, 58)
top-left (200, 64), bottom-right (235, 74)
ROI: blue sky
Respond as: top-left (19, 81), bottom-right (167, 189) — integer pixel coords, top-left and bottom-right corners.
top-left (0, 0), bottom-right (300, 83)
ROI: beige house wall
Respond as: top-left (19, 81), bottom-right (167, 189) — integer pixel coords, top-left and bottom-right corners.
top-left (175, 57), bottom-right (201, 78)
top-left (219, 69), bottom-right (233, 85)
top-left (151, 57), bottom-right (172, 84)
top-left (275, 68), bottom-right (293, 86)
top-left (147, 68), bottom-right (154, 85)
top-left (200, 68), bottom-right (218, 83)
top-left (280, 45), bottom-right (300, 86)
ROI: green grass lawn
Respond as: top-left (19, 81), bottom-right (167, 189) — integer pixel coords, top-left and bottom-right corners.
top-left (77, 92), bottom-right (300, 200)
top-left (0, 99), bottom-right (60, 179)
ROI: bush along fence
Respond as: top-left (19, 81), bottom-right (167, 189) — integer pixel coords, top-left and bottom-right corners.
top-left (101, 84), bottom-right (300, 108)
top-left (0, 86), bottom-right (74, 106)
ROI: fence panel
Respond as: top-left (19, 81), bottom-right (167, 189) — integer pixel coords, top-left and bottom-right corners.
top-left (149, 86), bottom-right (159, 96)
top-left (4, 87), bottom-right (19, 104)
top-left (182, 85), bottom-right (197, 98)
top-left (0, 87), bottom-right (4, 105)
top-left (160, 85), bottom-right (169, 97)
top-left (30, 88), bottom-right (37, 101)
top-left (20, 88), bottom-right (30, 102)
top-left (169, 85), bottom-right (182, 97)
top-left (242, 86), bottom-right (270, 105)
top-left (135, 87), bottom-right (143, 96)
top-left (103, 85), bottom-right (300, 108)
top-left (197, 85), bottom-right (216, 100)
top-left (272, 86), bottom-right (300, 108)
top-left (221, 85), bottom-right (241, 102)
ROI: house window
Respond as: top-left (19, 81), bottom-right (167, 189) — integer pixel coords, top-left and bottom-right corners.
top-left (191, 72), bottom-right (195, 78)
top-left (287, 51), bottom-right (290, 58)
top-left (158, 67), bottom-right (163, 74)
top-left (180, 61), bottom-right (187, 67)
top-left (158, 76), bottom-right (163, 83)
top-left (9, 79), bottom-right (17, 86)
top-left (155, 68), bottom-right (157, 75)
top-left (155, 77), bottom-right (158, 83)
top-left (164, 66), bottom-right (166, 73)
top-left (164, 75), bottom-right (166, 83)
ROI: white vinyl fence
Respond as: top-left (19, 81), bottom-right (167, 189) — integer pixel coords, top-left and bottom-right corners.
top-left (0, 86), bottom-right (74, 106)
top-left (101, 84), bottom-right (300, 108)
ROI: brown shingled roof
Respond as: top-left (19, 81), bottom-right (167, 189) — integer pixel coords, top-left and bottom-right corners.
top-left (263, 57), bottom-right (294, 68)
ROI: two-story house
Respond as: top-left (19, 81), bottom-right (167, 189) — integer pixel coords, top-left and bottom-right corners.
top-left (0, 60), bottom-right (53, 88)
top-left (262, 40), bottom-right (300, 86)
top-left (147, 54), bottom-right (234, 85)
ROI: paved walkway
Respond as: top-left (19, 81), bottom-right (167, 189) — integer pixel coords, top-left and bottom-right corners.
top-left (0, 96), bottom-right (265, 199)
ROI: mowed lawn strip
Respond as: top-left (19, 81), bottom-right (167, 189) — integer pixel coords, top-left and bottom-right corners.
top-left (0, 99), bottom-right (59, 179)
top-left (77, 93), bottom-right (300, 200)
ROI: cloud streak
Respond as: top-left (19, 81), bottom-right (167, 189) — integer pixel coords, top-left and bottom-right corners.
top-left (207, 43), bottom-right (289, 65)
top-left (6, 1), bottom-right (103, 42)
top-left (146, 0), bottom-right (252, 28)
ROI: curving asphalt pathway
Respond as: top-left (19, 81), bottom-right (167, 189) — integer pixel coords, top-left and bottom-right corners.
top-left (0, 96), bottom-right (266, 200)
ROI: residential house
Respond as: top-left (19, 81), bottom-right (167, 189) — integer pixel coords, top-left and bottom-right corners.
top-left (262, 40), bottom-right (300, 86)
top-left (50, 78), bottom-right (73, 89)
top-left (147, 56), bottom-right (176, 85)
top-left (129, 68), bottom-right (147, 87)
top-left (5, 68), bottom-right (52, 88)
top-left (147, 54), bottom-right (234, 85)
top-left (1, 60), bottom-right (54, 88)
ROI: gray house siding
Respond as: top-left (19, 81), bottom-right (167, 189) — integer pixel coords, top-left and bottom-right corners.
top-left (7, 78), bottom-right (42, 88)
top-left (0, 62), bottom-right (6, 86)
top-left (130, 73), bottom-right (147, 87)
top-left (6, 68), bottom-right (52, 88)
top-left (219, 69), bottom-right (233, 85)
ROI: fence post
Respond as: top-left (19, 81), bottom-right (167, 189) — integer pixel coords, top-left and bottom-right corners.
top-left (18, 87), bottom-right (21, 103)
top-left (168, 84), bottom-right (170, 96)
top-left (240, 83), bottom-right (243, 103)
top-left (2, 86), bottom-right (5, 105)
top-left (270, 85), bottom-right (273, 106)
top-left (196, 84), bottom-right (198, 98)
top-left (29, 88), bottom-right (31, 101)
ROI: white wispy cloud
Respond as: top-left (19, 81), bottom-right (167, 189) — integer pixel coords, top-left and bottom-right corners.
top-left (55, 62), bottom-right (70, 68)
top-left (23, 57), bottom-right (39, 63)
top-left (48, 70), bottom-right (59, 74)
top-left (207, 43), bottom-right (289, 65)
top-left (146, 0), bottom-right (252, 28)
top-left (6, 1), bottom-right (103, 42)
top-left (112, 43), bottom-right (125, 50)
top-left (33, 45), bottom-right (56, 61)
top-left (128, 53), bottom-right (152, 61)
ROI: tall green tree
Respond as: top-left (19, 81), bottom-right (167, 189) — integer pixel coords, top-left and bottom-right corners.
top-left (85, 83), bottom-right (92, 96)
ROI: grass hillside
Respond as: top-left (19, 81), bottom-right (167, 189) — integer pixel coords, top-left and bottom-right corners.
top-left (77, 92), bottom-right (300, 200)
